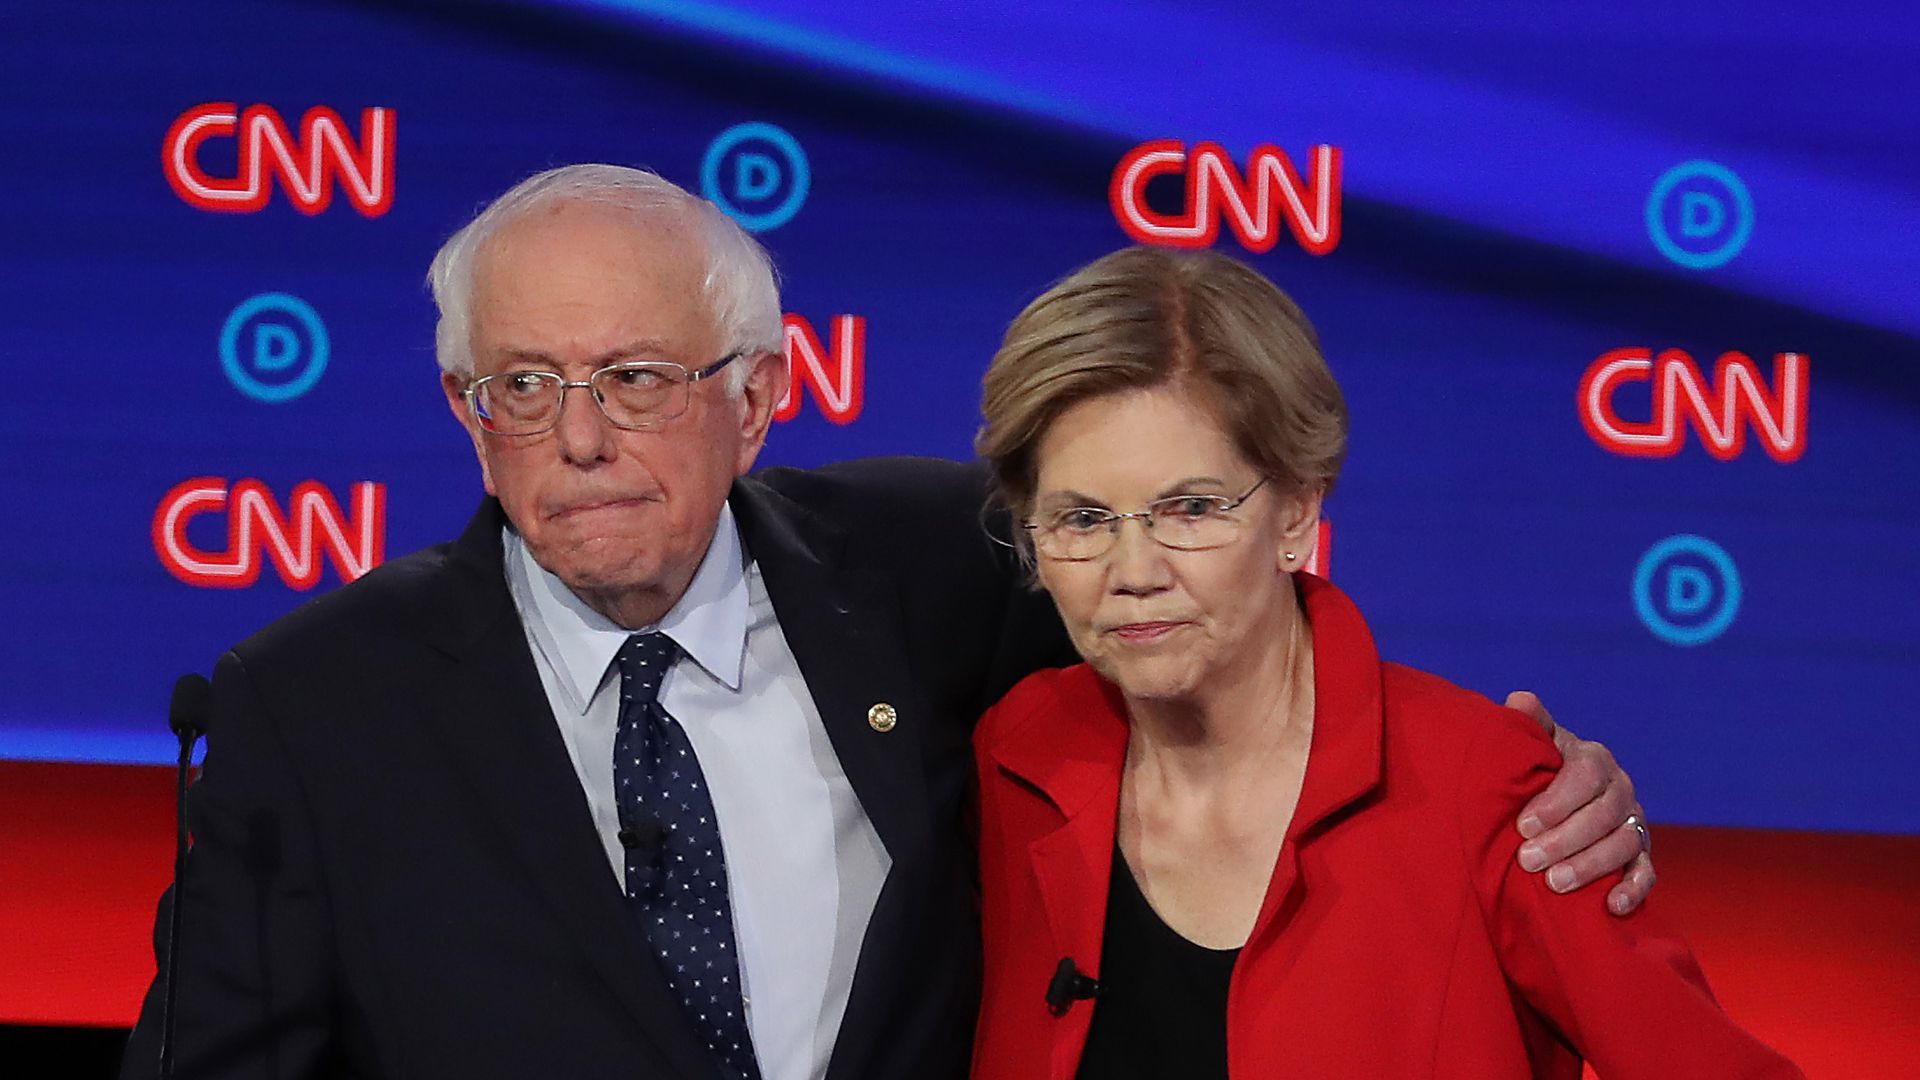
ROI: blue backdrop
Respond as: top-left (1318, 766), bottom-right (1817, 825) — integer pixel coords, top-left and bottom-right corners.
top-left (2, 0), bottom-right (1915, 835)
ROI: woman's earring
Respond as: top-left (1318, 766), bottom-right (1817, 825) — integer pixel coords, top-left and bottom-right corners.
top-left (1284, 552), bottom-right (1297, 563)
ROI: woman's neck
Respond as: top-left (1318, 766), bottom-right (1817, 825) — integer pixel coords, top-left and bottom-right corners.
top-left (1115, 598), bottom-right (1318, 950)
top-left (1123, 607), bottom-right (1315, 786)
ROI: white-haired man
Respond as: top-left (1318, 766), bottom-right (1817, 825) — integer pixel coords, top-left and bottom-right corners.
top-left (122, 165), bottom-right (1654, 1080)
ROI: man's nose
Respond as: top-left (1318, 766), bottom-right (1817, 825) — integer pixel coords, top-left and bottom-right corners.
top-left (552, 383), bottom-right (618, 464)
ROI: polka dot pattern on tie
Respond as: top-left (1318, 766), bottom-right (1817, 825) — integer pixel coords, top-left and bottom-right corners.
top-left (613, 632), bottom-right (762, 1080)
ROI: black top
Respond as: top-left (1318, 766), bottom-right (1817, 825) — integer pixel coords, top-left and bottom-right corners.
top-left (1076, 846), bottom-right (1239, 1080)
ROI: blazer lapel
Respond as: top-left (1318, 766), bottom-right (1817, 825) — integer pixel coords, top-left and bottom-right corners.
top-left (414, 501), bottom-right (719, 1079)
top-left (986, 675), bottom-right (1129, 1080)
top-left (1242, 574), bottom-right (1387, 958)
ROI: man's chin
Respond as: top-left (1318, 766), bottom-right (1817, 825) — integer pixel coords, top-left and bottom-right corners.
top-left (551, 558), bottom-right (662, 595)
top-left (526, 538), bottom-right (662, 594)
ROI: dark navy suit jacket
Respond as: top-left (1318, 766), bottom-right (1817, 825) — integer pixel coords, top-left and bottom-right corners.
top-left (122, 457), bottom-right (1074, 1080)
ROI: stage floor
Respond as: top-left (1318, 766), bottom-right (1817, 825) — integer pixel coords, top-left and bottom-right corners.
top-left (5, 761), bottom-right (1914, 1077)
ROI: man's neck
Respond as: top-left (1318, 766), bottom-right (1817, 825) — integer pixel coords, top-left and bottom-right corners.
top-left (572, 580), bottom-right (687, 631)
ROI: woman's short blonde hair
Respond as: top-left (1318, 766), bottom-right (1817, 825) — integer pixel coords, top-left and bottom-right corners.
top-left (978, 246), bottom-right (1348, 523)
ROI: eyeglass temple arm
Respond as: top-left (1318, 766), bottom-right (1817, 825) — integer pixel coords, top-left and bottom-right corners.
top-left (691, 350), bottom-right (745, 382)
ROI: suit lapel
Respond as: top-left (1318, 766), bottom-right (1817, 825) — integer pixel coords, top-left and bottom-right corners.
top-left (415, 501), bottom-right (719, 1079)
top-left (729, 478), bottom-right (937, 1080)
top-left (727, 478), bottom-right (934, 872)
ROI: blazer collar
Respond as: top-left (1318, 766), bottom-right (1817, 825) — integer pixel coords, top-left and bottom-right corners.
top-left (984, 575), bottom-right (1387, 1077)
top-left (986, 573), bottom-right (1386, 839)
top-left (1288, 573), bottom-right (1387, 838)
top-left (418, 496), bottom-right (516, 656)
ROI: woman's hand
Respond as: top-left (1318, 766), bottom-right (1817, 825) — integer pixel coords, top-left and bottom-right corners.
top-left (1505, 691), bottom-right (1656, 916)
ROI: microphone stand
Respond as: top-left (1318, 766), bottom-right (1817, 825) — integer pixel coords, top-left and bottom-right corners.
top-left (159, 675), bottom-right (210, 1080)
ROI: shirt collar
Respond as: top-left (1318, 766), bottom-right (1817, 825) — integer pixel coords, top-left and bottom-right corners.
top-left (505, 502), bottom-right (750, 714)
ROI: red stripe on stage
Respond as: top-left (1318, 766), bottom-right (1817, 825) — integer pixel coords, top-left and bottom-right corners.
top-left (1644, 825), bottom-right (1920, 1078)
top-left (3, 762), bottom-right (1916, 1075)
top-left (0, 762), bottom-right (174, 1028)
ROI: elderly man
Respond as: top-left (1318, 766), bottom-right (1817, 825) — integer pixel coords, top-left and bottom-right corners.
top-left (122, 165), bottom-right (1652, 1080)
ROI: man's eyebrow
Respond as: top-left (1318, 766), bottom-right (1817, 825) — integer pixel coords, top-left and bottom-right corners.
top-left (495, 348), bottom-right (558, 369)
top-left (598, 338), bottom-right (678, 362)
top-left (493, 339), bottom-right (679, 368)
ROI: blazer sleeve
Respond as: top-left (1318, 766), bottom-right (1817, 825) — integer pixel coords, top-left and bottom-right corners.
top-left (120, 650), bottom-right (339, 1079)
top-left (1454, 714), bottom-right (1804, 1079)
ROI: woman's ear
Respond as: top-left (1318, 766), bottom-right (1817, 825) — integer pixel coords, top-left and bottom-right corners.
top-left (1276, 484), bottom-right (1325, 573)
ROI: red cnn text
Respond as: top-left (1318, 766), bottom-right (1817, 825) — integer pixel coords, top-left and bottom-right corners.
top-left (777, 313), bottom-right (865, 425)
top-left (1578, 347), bottom-right (1808, 463)
top-left (163, 103), bottom-right (395, 218)
top-left (153, 478), bottom-right (387, 590)
top-left (1110, 140), bottom-right (1342, 255)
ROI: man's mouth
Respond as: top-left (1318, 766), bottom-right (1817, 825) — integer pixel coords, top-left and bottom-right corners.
top-left (547, 495), bottom-right (654, 521)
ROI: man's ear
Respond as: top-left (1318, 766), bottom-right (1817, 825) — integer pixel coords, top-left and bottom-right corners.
top-left (442, 371), bottom-right (496, 495)
top-left (731, 349), bottom-right (786, 476)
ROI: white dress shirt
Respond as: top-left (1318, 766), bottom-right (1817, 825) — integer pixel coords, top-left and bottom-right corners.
top-left (502, 506), bottom-right (890, 1080)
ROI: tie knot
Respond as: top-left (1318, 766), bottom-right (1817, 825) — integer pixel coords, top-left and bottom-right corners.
top-left (616, 632), bottom-right (680, 705)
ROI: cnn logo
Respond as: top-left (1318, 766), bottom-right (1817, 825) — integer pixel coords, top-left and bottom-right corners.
top-left (163, 103), bottom-right (395, 218)
top-left (153, 478), bottom-right (386, 590)
top-left (1579, 347), bottom-right (1807, 463)
top-left (1110, 140), bottom-right (1342, 256)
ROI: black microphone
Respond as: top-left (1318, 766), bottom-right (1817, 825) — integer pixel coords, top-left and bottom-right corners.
top-left (618, 814), bottom-right (667, 855)
top-left (160, 674), bottom-right (211, 1080)
top-left (1045, 957), bottom-right (1102, 1017)
top-left (169, 673), bottom-right (211, 743)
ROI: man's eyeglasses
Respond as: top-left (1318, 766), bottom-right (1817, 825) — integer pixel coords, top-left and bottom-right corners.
top-left (1022, 477), bottom-right (1270, 561)
top-left (463, 352), bottom-right (740, 436)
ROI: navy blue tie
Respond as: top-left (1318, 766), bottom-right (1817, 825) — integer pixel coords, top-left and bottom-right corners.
top-left (613, 632), bottom-right (762, 1080)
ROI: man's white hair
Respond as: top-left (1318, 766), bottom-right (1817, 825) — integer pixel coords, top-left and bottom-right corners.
top-left (427, 164), bottom-right (783, 394)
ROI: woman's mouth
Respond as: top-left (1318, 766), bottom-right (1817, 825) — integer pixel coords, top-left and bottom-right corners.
top-left (1109, 621), bottom-right (1186, 642)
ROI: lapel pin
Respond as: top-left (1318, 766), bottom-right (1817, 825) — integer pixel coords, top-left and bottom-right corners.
top-left (867, 702), bottom-right (898, 733)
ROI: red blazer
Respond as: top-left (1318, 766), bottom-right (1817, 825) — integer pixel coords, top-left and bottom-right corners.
top-left (972, 575), bottom-right (1800, 1079)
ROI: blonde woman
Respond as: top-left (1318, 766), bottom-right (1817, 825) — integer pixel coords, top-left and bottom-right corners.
top-left (970, 247), bottom-right (1799, 1079)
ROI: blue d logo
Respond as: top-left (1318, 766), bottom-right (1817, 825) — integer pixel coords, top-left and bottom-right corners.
top-left (1646, 161), bottom-right (1753, 270)
top-left (1632, 534), bottom-right (1742, 646)
top-left (220, 293), bottom-right (329, 403)
top-left (701, 122), bottom-right (810, 233)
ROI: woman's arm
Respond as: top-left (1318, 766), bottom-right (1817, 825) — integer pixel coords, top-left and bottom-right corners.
top-left (1456, 711), bottom-right (1801, 1079)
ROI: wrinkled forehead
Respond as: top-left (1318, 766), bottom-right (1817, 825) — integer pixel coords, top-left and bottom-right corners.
top-left (476, 199), bottom-right (707, 293)
top-left (1033, 385), bottom-right (1252, 499)
top-left (467, 201), bottom-right (719, 365)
